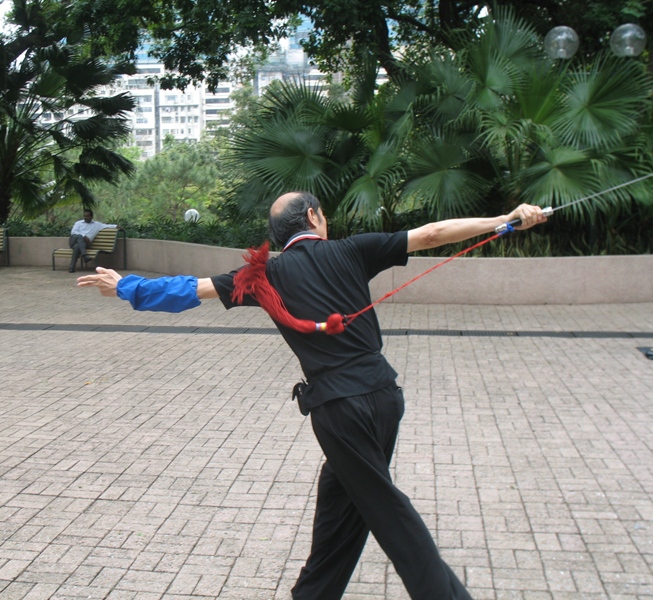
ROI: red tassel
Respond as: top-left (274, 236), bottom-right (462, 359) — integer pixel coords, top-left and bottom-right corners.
top-left (233, 242), bottom-right (332, 334)
top-left (326, 313), bottom-right (346, 335)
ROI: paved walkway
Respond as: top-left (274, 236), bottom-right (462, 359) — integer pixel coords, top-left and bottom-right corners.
top-left (1, 266), bottom-right (652, 600)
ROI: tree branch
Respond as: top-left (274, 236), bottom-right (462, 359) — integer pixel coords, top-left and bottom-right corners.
top-left (384, 8), bottom-right (436, 35)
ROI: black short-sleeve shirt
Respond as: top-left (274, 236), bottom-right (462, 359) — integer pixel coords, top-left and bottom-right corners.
top-left (212, 231), bottom-right (409, 411)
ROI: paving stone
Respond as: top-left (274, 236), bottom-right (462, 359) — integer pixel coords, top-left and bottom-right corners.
top-left (0, 267), bottom-right (652, 598)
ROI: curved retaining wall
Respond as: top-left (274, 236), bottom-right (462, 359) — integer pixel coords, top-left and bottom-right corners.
top-left (5, 236), bottom-right (653, 304)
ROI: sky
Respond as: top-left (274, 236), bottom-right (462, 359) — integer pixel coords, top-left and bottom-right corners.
top-left (1, 1), bottom-right (10, 29)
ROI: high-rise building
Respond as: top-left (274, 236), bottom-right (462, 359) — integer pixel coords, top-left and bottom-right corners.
top-left (38, 21), bottom-right (385, 158)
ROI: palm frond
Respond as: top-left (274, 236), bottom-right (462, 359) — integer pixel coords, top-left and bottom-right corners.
top-left (338, 175), bottom-right (385, 228)
top-left (28, 65), bottom-right (66, 99)
top-left (322, 104), bottom-right (373, 133)
top-left (555, 57), bottom-right (652, 149)
top-left (403, 135), bottom-right (490, 216)
top-left (467, 52), bottom-right (519, 111)
top-left (71, 114), bottom-right (131, 143)
top-left (51, 154), bottom-right (72, 180)
top-left (82, 92), bottom-right (137, 117)
top-left (10, 175), bottom-right (51, 217)
top-left (589, 160), bottom-right (653, 211)
top-left (338, 142), bottom-right (406, 225)
top-left (73, 163), bottom-right (115, 181)
top-left (513, 63), bottom-right (562, 126)
top-left (67, 179), bottom-right (95, 206)
top-left (489, 5), bottom-right (542, 67)
top-left (80, 147), bottom-right (136, 178)
top-left (414, 55), bottom-right (473, 125)
top-left (258, 80), bottom-right (330, 122)
top-left (233, 118), bottom-right (339, 200)
top-left (349, 52), bottom-right (381, 106)
top-left (63, 57), bottom-right (117, 96)
top-left (516, 147), bottom-right (599, 218)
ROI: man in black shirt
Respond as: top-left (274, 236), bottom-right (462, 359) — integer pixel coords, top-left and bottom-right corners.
top-left (78, 191), bottom-right (546, 599)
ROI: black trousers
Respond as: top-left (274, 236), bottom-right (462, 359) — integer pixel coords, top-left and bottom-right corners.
top-left (291, 383), bottom-right (473, 600)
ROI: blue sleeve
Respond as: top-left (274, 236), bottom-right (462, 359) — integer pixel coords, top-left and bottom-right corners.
top-left (116, 275), bottom-right (201, 312)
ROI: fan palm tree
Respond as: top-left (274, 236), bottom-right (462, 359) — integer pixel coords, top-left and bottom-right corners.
top-left (0, 2), bottom-right (136, 224)
top-left (229, 7), bottom-right (653, 245)
top-left (405, 7), bottom-right (653, 221)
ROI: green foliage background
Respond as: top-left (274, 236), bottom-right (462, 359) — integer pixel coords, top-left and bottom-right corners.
top-left (3, 2), bottom-right (653, 257)
top-left (7, 134), bottom-right (269, 250)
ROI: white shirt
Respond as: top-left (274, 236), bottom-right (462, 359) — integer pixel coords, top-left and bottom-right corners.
top-left (70, 219), bottom-right (117, 242)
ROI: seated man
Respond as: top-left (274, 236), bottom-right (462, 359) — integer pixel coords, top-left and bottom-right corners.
top-left (68, 209), bottom-right (117, 273)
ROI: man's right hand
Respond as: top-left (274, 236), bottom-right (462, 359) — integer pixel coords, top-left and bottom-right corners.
top-left (504, 204), bottom-right (547, 230)
top-left (77, 267), bottom-right (122, 297)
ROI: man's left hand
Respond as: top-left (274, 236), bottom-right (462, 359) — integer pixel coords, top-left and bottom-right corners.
top-left (77, 267), bottom-right (122, 297)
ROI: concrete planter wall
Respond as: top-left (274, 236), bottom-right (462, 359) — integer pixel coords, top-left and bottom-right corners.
top-left (5, 236), bottom-right (652, 304)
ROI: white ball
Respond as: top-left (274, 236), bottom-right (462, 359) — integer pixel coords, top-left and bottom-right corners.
top-left (184, 209), bottom-right (200, 222)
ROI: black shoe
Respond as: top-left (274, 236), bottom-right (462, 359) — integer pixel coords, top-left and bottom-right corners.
top-left (69, 268), bottom-right (75, 273)
top-left (83, 255), bottom-right (92, 263)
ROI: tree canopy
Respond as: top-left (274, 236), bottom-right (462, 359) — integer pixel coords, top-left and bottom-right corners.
top-left (228, 7), bottom-right (653, 254)
top-left (11, 0), bottom-right (651, 91)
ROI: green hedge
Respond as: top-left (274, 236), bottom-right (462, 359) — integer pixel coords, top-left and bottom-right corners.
top-left (5, 203), bottom-right (652, 257)
top-left (5, 216), bottom-right (269, 250)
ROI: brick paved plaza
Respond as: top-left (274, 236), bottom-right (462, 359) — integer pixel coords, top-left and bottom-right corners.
top-left (1, 267), bottom-right (652, 599)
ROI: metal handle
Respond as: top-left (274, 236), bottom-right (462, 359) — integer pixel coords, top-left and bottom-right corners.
top-left (495, 206), bottom-right (553, 234)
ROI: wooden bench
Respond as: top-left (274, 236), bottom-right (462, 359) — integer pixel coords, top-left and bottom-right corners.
top-left (0, 226), bottom-right (8, 266)
top-left (52, 227), bottom-right (126, 271)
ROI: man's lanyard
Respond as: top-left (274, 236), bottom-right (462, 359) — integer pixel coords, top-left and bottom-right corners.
top-left (283, 232), bottom-right (325, 252)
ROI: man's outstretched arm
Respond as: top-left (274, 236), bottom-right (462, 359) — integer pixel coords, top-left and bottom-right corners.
top-left (77, 268), bottom-right (219, 309)
top-left (406, 204), bottom-right (546, 253)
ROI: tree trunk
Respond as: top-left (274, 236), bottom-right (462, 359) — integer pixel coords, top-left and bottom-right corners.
top-left (0, 195), bottom-right (12, 224)
top-left (372, 15), bottom-right (401, 83)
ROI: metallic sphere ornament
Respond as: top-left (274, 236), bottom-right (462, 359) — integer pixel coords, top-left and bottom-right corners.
top-left (184, 208), bottom-right (200, 222)
top-left (610, 24), bottom-right (647, 57)
top-left (544, 26), bottom-right (580, 59)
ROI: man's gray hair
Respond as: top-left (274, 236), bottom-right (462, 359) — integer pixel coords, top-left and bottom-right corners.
top-left (269, 192), bottom-right (322, 248)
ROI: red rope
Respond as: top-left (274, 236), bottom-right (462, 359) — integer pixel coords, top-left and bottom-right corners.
top-left (233, 233), bottom-right (502, 335)
top-left (343, 233), bottom-right (502, 327)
